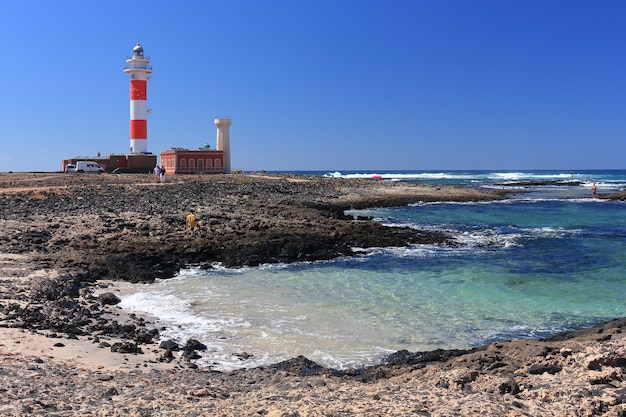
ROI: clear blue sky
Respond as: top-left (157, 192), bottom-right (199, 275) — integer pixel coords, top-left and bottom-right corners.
top-left (1, 0), bottom-right (624, 172)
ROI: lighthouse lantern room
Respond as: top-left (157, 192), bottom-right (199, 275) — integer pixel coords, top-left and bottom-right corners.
top-left (123, 42), bottom-right (152, 154)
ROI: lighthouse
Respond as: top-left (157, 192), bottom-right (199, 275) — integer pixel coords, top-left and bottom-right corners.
top-left (123, 42), bottom-right (152, 154)
top-left (214, 118), bottom-right (232, 173)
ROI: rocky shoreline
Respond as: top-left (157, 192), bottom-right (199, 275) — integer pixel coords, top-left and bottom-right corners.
top-left (1, 172), bottom-right (626, 416)
top-left (0, 172), bottom-right (508, 282)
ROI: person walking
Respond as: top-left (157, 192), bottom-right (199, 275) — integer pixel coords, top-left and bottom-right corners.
top-left (186, 209), bottom-right (198, 235)
top-left (160, 165), bottom-right (166, 183)
top-left (153, 165), bottom-right (161, 183)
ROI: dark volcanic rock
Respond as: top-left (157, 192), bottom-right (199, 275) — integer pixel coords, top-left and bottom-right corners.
top-left (269, 355), bottom-right (326, 376)
top-left (0, 173), bottom-right (507, 283)
top-left (98, 292), bottom-right (121, 305)
top-left (184, 339), bottom-right (207, 352)
top-left (31, 275), bottom-right (82, 301)
top-left (496, 180), bottom-right (583, 187)
top-left (160, 340), bottom-right (180, 351)
top-left (546, 317), bottom-right (626, 342)
top-left (598, 191), bottom-right (626, 200)
top-left (381, 348), bottom-right (470, 366)
top-left (110, 341), bottom-right (143, 354)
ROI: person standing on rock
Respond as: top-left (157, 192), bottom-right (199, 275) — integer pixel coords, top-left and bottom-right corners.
top-left (186, 209), bottom-right (198, 235)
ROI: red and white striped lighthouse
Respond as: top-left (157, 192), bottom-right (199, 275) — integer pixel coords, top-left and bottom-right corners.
top-left (123, 42), bottom-right (152, 154)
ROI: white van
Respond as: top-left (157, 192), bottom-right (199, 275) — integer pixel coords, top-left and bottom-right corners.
top-left (75, 161), bottom-right (104, 173)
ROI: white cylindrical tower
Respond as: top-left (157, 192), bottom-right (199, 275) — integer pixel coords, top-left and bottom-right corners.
top-left (123, 42), bottom-right (152, 154)
top-left (215, 117), bottom-right (232, 173)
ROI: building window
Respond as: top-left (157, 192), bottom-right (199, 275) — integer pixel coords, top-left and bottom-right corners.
top-left (189, 159), bottom-right (195, 171)
top-left (180, 159), bottom-right (187, 171)
top-left (197, 159), bottom-right (204, 172)
top-left (206, 159), bottom-right (213, 169)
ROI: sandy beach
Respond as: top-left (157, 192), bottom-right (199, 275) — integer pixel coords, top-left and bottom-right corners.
top-left (1, 172), bottom-right (625, 416)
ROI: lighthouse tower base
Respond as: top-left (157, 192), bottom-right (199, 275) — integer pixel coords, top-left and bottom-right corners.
top-left (130, 139), bottom-right (149, 154)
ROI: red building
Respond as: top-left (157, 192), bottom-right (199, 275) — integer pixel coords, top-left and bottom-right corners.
top-left (159, 148), bottom-right (225, 174)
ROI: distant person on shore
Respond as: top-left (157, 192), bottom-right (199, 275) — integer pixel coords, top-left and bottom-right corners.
top-left (186, 209), bottom-right (199, 236)
top-left (592, 183), bottom-right (597, 197)
top-left (160, 166), bottom-right (166, 183)
top-left (154, 165), bottom-right (161, 183)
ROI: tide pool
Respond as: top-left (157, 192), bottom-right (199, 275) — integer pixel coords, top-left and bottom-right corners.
top-left (117, 170), bottom-right (626, 371)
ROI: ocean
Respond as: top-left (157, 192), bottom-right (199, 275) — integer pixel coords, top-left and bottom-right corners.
top-left (116, 170), bottom-right (626, 371)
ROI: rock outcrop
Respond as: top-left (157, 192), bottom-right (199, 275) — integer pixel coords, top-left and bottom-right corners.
top-left (0, 173), bottom-right (507, 282)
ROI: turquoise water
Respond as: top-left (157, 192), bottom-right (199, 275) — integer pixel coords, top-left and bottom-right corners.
top-left (118, 170), bottom-right (626, 370)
